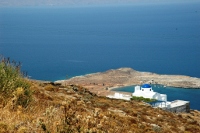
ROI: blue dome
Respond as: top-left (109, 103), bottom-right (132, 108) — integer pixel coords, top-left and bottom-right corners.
top-left (142, 84), bottom-right (151, 88)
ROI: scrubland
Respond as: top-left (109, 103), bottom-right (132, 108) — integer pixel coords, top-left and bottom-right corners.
top-left (1, 57), bottom-right (200, 133)
top-left (1, 82), bottom-right (200, 133)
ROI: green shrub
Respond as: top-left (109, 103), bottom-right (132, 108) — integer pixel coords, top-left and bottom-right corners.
top-left (131, 96), bottom-right (157, 103)
top-left (13, 87), bottom-right (32, 108)
top-left (0, 56), bottom-right (31, 107)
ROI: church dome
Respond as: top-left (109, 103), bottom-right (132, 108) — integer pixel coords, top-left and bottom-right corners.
top-left (142, 84), bottom-right (151, 88)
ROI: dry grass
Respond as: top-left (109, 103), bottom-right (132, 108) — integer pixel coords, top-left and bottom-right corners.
top-left (0, 81), bottom-right (200, 132)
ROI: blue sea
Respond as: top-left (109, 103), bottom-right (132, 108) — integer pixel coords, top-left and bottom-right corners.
top-left (0, 2), bottom-right (200, 109)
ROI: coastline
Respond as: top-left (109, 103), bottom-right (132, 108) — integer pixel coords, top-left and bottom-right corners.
top-left (55, 67), bottom-right (200, 96)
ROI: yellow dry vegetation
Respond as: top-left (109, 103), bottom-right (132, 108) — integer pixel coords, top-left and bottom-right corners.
top-left (0, 81), bottom-right (200, 133)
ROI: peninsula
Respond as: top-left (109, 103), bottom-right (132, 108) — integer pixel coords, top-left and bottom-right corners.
top-left (55, 68), bottom-right (200, 95)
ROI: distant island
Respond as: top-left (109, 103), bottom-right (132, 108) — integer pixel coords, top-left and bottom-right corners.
top-left (0, 0), bottom-right (193, 6)
top-left (55, 67), bottom-right (200, 95)
top-left (0, 0), bottom-right (136, 6)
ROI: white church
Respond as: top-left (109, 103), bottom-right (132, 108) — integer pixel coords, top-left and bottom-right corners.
top-left (132, 84), bottom-right (169, 108)
top-left (132, 84), bottom-right (190, 112)
top-left (107, 84), bottom-right (190, 112)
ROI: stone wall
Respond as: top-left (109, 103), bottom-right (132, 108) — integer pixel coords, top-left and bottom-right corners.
top-left (164, 102), bottom-right (190, 113)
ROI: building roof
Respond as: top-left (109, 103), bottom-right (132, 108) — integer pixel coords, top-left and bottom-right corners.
top-left (142, 84), bottom-right (151, 88)
top-left (170, 100), bottom-right (190, 108)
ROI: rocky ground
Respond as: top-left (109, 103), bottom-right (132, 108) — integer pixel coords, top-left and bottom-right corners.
top-left (1, 81), bottom-right (200, 132)
top-left (55, 68), bottom-right (200, 96)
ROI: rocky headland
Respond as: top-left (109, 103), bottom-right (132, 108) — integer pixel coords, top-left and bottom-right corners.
top-left (55, 68), bottom-right (200, 95)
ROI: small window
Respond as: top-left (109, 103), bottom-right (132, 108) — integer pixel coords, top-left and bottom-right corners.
top-left (142, 89), bottom-right (144, 91)
top-left (150, 89), bottom-right (151, 91)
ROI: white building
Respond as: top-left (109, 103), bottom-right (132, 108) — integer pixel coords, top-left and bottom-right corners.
top-left (107, 84), bottom-right (190, 112)
top-left (132, 84), bottom-right (167, 101)
top-left (132, 84), bottom-right (190, 112)
top-left (107, 92), bottom-right (132, 101)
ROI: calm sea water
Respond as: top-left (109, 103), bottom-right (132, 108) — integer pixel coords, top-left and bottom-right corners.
top-left (113, 85), bottom-right (200, 110)
top-left (1, 2), bottom-right (200, 109)
top-left (0, 2), bottom-right (200, 81)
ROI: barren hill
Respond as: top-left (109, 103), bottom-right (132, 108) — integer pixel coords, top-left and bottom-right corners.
top-left (0, 0), bottom-right (187, 6)
top-left (0, 0), bottom-right (140, 6)
top-left (1, 81), bottom-right (200, 132)
top-left (56, 68), bottom-right (200, 95)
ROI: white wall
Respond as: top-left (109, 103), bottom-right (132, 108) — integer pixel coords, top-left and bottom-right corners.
top-left (133, 86), bottom-right (167, 101)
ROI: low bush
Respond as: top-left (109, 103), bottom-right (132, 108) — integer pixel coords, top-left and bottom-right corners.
top-left (0, 56), bottom-right (31, 107)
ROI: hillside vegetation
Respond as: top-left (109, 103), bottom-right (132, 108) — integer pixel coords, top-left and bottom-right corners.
top-left (0, 57), bottom-right (200, 132)
top-left (0, 56), bottom-right (31, 108)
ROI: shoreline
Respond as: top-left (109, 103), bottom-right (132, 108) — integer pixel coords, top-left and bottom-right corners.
top-left (55, 67), bottom-right (200, 96)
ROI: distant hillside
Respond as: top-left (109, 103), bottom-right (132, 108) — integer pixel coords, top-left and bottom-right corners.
top-left (56, 67), bottom-right (200, 95)
top-left (0, 0), bottom-right (194, 6)
top-left (0, 0), bottom-right (135, 6)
